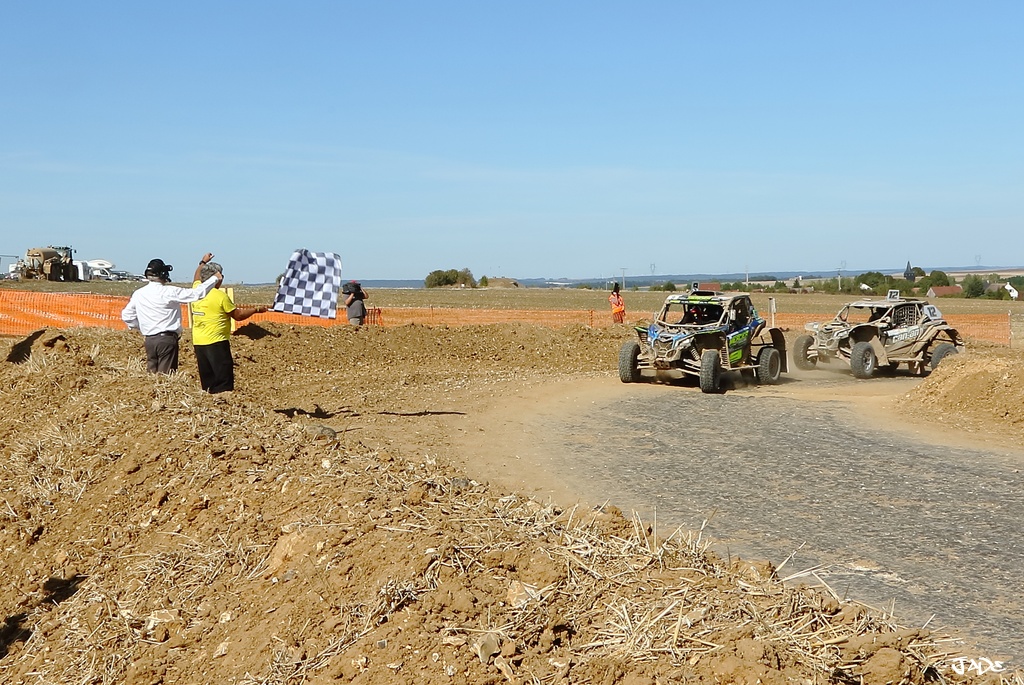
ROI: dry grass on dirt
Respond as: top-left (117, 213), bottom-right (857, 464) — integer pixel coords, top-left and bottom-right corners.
top-left (0, 323), bottom-right (1021, 685)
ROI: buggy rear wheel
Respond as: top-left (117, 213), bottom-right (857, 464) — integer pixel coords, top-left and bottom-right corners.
top-left (699, 349), bottom-right (721, 393)
top-left (757, 347), bottom-right (782, 384)
top-left (793, 335), bottom-right (817, 371)
top-left (929, 342), bottom-right (958, 372)
top-left (849, 341), bottom-right (877, 379)
top-left (618, 341), bottom-right (642, 383)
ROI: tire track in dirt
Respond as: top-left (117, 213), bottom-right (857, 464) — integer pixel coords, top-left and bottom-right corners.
top-left (520, 376), bottom-right (1024, 663)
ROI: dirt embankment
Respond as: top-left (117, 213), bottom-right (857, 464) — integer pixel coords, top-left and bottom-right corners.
top-left (896, 344), bottom-right (1024, 441)
top-left (0, 323), bottom-right (1018, 685)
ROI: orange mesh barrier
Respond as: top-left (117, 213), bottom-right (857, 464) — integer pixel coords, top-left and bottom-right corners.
top-left (0, 291), bottom-right (1011, 345)
top-left (372, 307), bottom-right (599, 327)
top-left (945, 314), bottom-right (1012, 345)
top-left (771, 312), bottom-right (1010, 345)
top-left (0, 291), bottom-right (128, 336)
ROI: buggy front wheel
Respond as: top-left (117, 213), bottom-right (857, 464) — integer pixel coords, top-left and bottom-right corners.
top-left (618, 341), bottom-right (642, 383)
top-left (793, 335), bottom-right (817, 371)
top-left (756, 347), bottom-right (782, 384)
top-left (699, 349), bottom-right (722, 393)
top-left (849, 341), bottom-right (877, 379)
top-left (929, 343), bottom-right (959, 372)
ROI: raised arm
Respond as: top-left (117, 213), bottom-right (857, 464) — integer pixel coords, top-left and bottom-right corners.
top-left (171, 272), bottom-right (222, 304)
top-left (193, 252), bottom-right (214, 283)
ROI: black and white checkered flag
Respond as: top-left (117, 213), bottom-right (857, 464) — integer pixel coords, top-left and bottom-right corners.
top-left (272, 249), bottom-right (343, 319)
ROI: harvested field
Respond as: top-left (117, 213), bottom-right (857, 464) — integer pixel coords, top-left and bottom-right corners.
top-left (0, 322), bottom-right (1021, 684)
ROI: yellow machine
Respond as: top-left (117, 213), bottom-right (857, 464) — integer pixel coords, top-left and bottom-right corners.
top-left (20, 246), bottom-right (76, 281)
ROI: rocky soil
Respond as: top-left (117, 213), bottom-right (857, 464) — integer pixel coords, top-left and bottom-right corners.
top-left (0, 323), bottom-right (1020, 685)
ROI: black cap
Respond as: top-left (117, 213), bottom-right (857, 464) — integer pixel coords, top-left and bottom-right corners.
top-left (144, 259), bottom-right (173, 279)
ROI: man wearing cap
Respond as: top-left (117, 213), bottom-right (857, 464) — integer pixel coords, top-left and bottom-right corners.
top-left (190, 254), bottom-right (267, 393)
top-left (121, 254), bottom-right (222, 374)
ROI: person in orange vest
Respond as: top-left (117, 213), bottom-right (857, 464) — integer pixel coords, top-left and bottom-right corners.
top-left (609, 284), bottom-right (625, 323)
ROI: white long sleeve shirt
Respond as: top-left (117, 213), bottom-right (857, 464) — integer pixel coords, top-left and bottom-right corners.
top-left (121, 276), bottom-right (219, 336)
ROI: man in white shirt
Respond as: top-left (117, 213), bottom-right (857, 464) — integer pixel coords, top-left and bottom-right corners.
top-left (121, 256), bottom-right (222, 374)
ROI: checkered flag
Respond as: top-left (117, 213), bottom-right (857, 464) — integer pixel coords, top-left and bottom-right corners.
top-left (272, 249), bottom-right (343, 319)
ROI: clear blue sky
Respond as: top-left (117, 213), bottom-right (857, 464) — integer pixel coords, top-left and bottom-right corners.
top-left (2, 2), bottom-right (1022, 283)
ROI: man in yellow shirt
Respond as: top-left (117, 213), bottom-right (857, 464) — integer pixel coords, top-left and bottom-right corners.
top-left (191, 253), bottom-right (267, 393)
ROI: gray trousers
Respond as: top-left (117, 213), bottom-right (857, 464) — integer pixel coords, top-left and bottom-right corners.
top-left (144, 332), bottom-right (180, 374)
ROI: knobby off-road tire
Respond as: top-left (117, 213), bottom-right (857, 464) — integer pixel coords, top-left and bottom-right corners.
top-left (618, 341), bottom-right (642, 383)
top-left (757, 347), bottom-right (782, 384)
top-left (792, 335), bottom-right (817, 371)
top-left (849, 341), bottom-right (877, 379)
top-left (699, 349), bottom-right (722, 393)
top-left (929, 342), bottom-right (959, 372)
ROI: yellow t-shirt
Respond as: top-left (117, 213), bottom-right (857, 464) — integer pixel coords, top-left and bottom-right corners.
top-left (190, 281), bottom-right (235, 346)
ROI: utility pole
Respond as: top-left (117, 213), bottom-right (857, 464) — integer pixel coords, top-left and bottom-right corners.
top-left (620, 267), bottom-right (626, 291)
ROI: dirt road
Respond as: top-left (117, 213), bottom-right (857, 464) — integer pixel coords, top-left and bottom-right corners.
top-left (461, 369), bottom-right (1024, 664)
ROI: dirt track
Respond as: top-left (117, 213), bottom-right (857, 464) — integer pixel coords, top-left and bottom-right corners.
top-left (467, 371), bottom-right (1024, 662)
top-left (1, 322), bottom-right (1022, 684)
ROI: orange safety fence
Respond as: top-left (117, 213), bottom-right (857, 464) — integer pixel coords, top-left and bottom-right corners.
top-left (0, 291), bottom-right (128, 336)
top-left (770, 312), bottom-right (1011, 346)
top-left (0, 291), bottom-right (1013, 345)
top-left (373, 307), bottom-right (600, 328)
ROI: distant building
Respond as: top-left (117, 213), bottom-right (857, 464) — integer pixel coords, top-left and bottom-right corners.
top-left (927, 285), bottom-right (962, 297)
top-left (903, 261), bottom-right (915, 282)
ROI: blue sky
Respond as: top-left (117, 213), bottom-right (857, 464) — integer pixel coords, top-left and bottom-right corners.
top-left (2, 2), bottom-right (1022, 284)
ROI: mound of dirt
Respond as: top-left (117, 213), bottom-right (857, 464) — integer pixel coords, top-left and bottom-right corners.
top-left (0, 324), bottom-right (1012, 684)
top-left (897, 345), bottom-right (1024, 440)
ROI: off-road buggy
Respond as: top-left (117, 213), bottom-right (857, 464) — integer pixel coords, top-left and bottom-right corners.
top-left (618, 290), bottom-right (788, 393)
top-left (792, 292), bottom-right (963, 378)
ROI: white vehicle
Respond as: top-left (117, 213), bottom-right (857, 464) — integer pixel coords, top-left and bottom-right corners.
top-left (73, 260), bottom-right (92, 281)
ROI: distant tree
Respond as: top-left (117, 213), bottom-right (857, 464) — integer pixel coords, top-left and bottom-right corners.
top-left (575, 283), bottom-right (593, 289)
top-left (478, 275), bottom-right (489, 287)
top-left (986, 287), bottom-right (1009, 300)
top-left (424, 270), bottom-right (450, 288)
top-left (820, 278), bottom-right (840, 294)
top-left (893, 279), bottom-right (916, 295)
top-left (912, 266), bottom-right (926, 277)
top-left (855, 271), bottom-right (888, 290)
top-left (425, 268), bottom-right (477, 288)
top-left (961, 274), bottom-right (985, 298)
